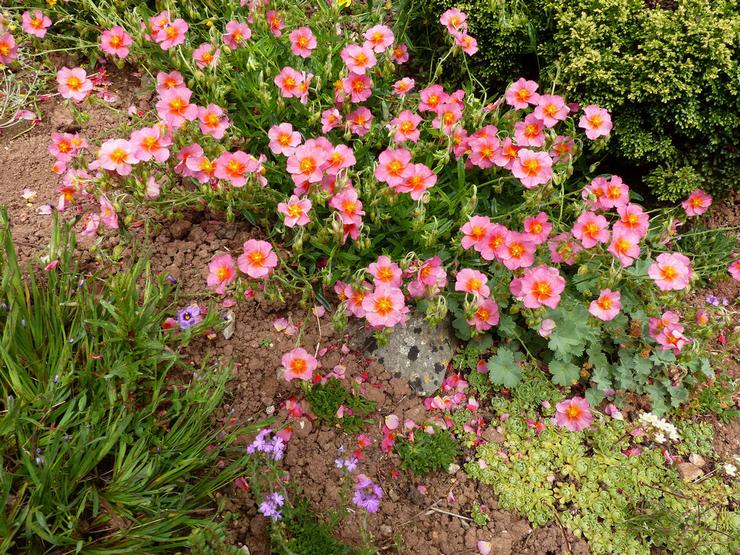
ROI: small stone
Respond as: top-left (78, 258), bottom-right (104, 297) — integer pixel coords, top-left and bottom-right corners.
top-left (481, 426), bottom-right (505, 444)
top-left (387, 488), bottom-right (400, 502)
top-left (379, 525), bottom-right (393, 537)
top-left (489, 536), bottom-right (513, 555)
top-left (677, 462), bottom-right (704, 481)
top-left (170, 219), bottom-right (192, 240)
top-left (447, 463), bottom-right (461, 474)
top-left (222, 310), bottom-right (236, 339)
top-left (265, 405), bottom-right (275, 415)
top-left (293, 417), bottom-right (313, 439)
top-left (688, 453), bottom-right (706, 467)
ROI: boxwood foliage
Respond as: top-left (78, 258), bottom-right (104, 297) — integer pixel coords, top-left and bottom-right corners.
top-left (409, 0), bottom-right (740, 201)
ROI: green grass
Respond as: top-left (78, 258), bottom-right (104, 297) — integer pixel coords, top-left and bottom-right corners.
top-left (0, 208), bottom-right (256, 553)
top-left (395, 427), bottom-right (459, 476)
top-left (306, 379), bottom-right (376, 433)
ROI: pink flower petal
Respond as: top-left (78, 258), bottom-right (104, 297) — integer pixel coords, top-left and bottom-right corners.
top-left (384, 414), bottom-right (400, 430)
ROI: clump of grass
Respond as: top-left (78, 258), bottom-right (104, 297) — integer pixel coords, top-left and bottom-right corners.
top-left (0, 209), bottom-right (257, 553)
top-left (306, 378), bottom-right (375, 433)
top-left (272, 496), bottom-right (352, 555)
top-left (395, 427), bottom-right (459, 476)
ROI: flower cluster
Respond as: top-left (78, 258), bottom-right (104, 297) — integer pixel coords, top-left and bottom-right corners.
top-left (636, 412), bottom-right (680, 444)
top-left (352, 473), bottom-right (383, 513)
top-left (247, 428), bottom-right (286, 461)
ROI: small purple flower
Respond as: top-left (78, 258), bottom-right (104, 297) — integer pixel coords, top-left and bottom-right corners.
top-left (246, 429), bottom-right (284, 461)
top-left (166, 274), bottom-right (178, 285)
top-left (352, 473), bottom-right (382, 513)
top-left (706, 294), bottom-right (720, 307)
top-left (259, 492), bottom-right (285, 521)
top-left (177, 305), bottom-right (201, 329)
top-left (335, 457), bottom-right (359, 472)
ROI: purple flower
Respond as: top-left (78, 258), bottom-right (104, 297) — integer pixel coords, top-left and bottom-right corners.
top-left (246, 429), bottom-right (284, 461)
top-left (177, 305), bottom-right (201, 329)
top-left (706, 294), bottom-right (720, 307)
top-left (259, 492), bottom-right (285, 521)
top-left (335, 457), bottom-right (359, 472)
top-left (352, 474), bottom-right (382, 513)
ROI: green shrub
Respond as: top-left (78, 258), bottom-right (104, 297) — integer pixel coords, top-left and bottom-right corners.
top-left (395, 427), bottom-right (459, 475)
top-left (306, 378), bottom-right (376, 433)
top-left (0, 209), bottom-right (254, 553)
top-left (414, 0), bottom-right (740, 200)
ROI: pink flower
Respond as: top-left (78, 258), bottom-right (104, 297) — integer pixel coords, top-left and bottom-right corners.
top-left (277, 195), bottom-right (312, 227)
top-left (499, 231), bottom-right (535, 270)
top-left (330, 186), bottom-right (365, 226)
top-left (238, 239), bottom-right (278, 279)
top-left (99, 195), bottom-right (118, 229)
top-left (156, 70), bottom-right (184, 94)
top-left (340, 43), bottom-right (376, 74)
top-left (439, 8), bottom-right (467, 35)
top-left (589, 289), bottom-right (622, 321)
top-left (455, 268), bottom-right (490, 299)
top-left (130, 125), bottom-right (171, 162)
top-left (600, 176), bottom-right (630, 209)
top-left (347, 107), bottom-right (373, 136)
top-left (579, 105), bottom-right (612, 139)
top-left (148, 11), bottom-right (171, 34)
top-left (548, 232), bottom-right (582, 265)
top-left (362, 285), bottom-right (407, 328)
top-left (268, 123), bottom-right (301, 156)
top-left (282, 347), bottom-right (318, 381)
top-left (514, 114), bottom-right (545, 147)
top-left (505, 78), bottom-right (540, 110)
top-left (185, 154), bottom-right (217, 183)
top-left (49, 132), bottom-right (84, 162)
top-left (469, 128), bottom-right (500, 169)
top-left (511, 149), bottom-right (553, 189)
top-left (266, 11), bottom-right (284, 37)
top-left (287, 143), bottom-right (328, 187)
top-left (554, 397), bottom-right (592, 432)
top-left (215, 151), bottom-right (254, 187)
top-left (729, 259), bottom-right (740, 282)
top-left (145, 175), bottom-right (161, 198)
top-left (22, 10), bottom-right (51, 39)
top-left (614, 203), bottom-right (649, 238)
top-left (682, 189), bottom-right (712, 217)
top-left (608, 231), bottom-right (641, 267)
top-left (468, 299), bottom-right (499, 331)
top-left (198, 104), bottom-right (230, 139)
top-left (289, 26), bottom-right (316, 58)
top-left (98, 138), bottom-right (136, 175)
top-left (79, 213), bottom-right (100, 238)
top-left (392, 78), bottom-right (415, 96)
top-left (193, 43), bottom-right (220, 69)
top-left (572, 211), bottom-right (610, 248)
top-left (324, 144), bottom-right (356, 176)
top-left (389, 110), bottom-right (422, 143)
top-left (493, 138), bottom-right (519, 170)
top-left (461, 215), bottom-right (492, 251)
top-left (648, 252), bottom-right (692, 291)
top-left (418, 84), bottom-right (447, 112)
top-left (655, 324), bottom-right (691, 355)
top-left (648, 310), bottom-right (680, 339)
top-left (432, 102), bottom-right (463, 132)
top-left (100, 26), bottom-right (132, 58)
top-left (223, 20), bottom-right (251, 48)
top-left (342, 72), bottom-right (373, 103)
top-left (397, 163), bottom-right (437, 200)
top-left (174, 143), bottom-right (203, 177)
top-left (455, 33), bottom-right (478, 56)
top-left (390, 44), bottom-right (409, 64)
top-left (538, 319), bottom-right (556, 338)
top-left (207, 254), bottom-right (237, 295)
top-left (533, 94), bottom-right (568, 128)
top-left (510, 265), bottom-right (565, 309)
top-left (479, 224), bottom-right (509, 262)
top-left (407, 256), bottom-right (447, 298)
top-left (522, 212), bottom-right (552, 244)
top-left (155, 18), bottom-right (188, 50)
top-left (375, 148), bottom-right (412, 187)
top-left (368, 255), bottom-right (402, 287)
top-left (321, 108), bottom-right (342, 133)
top-left (364, 24), bottom-right (394, 52)
top-left (156, 86), bottom-right (198, 128)
top-left (57, 67), bottom-right (93, 102)
top-left (0, 33), bottom-right (18, 65)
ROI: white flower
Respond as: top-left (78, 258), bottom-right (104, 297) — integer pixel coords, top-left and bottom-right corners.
top-left (723, 463), bottom-right (737, 477)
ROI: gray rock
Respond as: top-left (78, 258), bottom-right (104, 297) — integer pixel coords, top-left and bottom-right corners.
top-left (351, 312), bottom-right (455, 395)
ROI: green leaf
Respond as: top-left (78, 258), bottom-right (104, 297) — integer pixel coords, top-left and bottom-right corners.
top-left (496, 314), bottom-right (517, 338)
top-left (547, 304), bottom-right (594, 360)
top-left (646, 383), bottom-right (669, 415)
top-left (549, 359), bottom-right (580, 386)
top-left (487, 347), bottom-right (523, 388)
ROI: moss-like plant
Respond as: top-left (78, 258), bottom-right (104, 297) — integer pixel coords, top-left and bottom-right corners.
top-left (395, 427), bottom-right (459, 476)
top-left (306, 378), bottom-right (376, 433)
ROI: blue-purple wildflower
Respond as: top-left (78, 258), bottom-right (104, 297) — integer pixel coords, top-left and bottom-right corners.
top-left (247, 429), bottom-right (285, 461)
top-left (259, 492), bottom-right (285, 521)
top-left (352, 473), bottom-right (382, 513)
top-left (177, 305), bottom-right (201, 329)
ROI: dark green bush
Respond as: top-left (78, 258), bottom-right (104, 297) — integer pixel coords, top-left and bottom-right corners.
top-left (412, 0), bottom-right (740, 201)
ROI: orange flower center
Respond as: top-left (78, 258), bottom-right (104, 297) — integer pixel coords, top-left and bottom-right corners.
top-left (476, 307), bottom-right (489, 321)
top-left (216, 266), bottom-right (232, 281)
top-left (427, 94), bottom-right (440, 107)
top-left (584, 222), bottom-right (599, 237)
top-left (284, 76), bottom-right (296, 89)
top-left (249, 251), bottom-right (266, 266)
top-left (165, 26), bottom-right (178, 40)
top-left (467, 278), bottom-right (481, 291)
top-left (199, 159), bottom-right (214, 173)
top-left (355, 52), bottom-right (368, 66)
top-left (110, 148), bottom-right (127, 164)
top-left (597, 296), bottom-right (612, 310)
top-left (205, 113), bottom-right (220, 127)
top-left (169, 97), bottom-right (186, 114)
top-left (374, 296), bottom-right (393, 316)
top-left (534, 281), bottom-right (552, 300)
top-left (530, 222), bottom-right (543, 234)
top-left (565, 405), bottom-right (582, 420)
top-left (58, 141), bottom-right (71, 153)
top-left (227, 159), bottom-right (245, 176)
top-left (31, 18), bottom-right (43, 29)
top-left (142, 136), bottom-right (158, 150)
top-left (470, 226), bottom-right (485, 241)
top-left (523, 159), bottom-right (541, 176)
top-left (109, 35), bottom-right (122, 48)
top-left (343, 201), bottom-right (356, 215)
top-left (290, 358), bottom-right (307, 373)
top-left (588, 114), bottom-right (603, 128)
top-left (66, 76), bottom-right (82, 91)
top-left (400, 121), bottom-right (414, 134)
top-left (387, 160), bottom-right (403, 176)
top-left (524, 123), bottom-right (538, 138)
top-left (516, 88), bottom-right (530, 101)
top-left (377, 267), bottom-right (393, 281)
top-left (299, 157), bottom-right (316, 174)
top-left (544, 104), bottom-right (558, 117)
top-left (509, 243), bottom-right (523, 257)
top-left (660, 265), bottom-right (677, 281)
top-left (287, 204), bottom-right (303, 218)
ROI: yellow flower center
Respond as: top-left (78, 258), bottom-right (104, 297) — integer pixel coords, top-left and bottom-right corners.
top-left (375, 296), bottom-right (393, 316)
top-left (110, 148), bottom-right (127, 164)
top-left (299, 157), bottom-right (316, 174)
